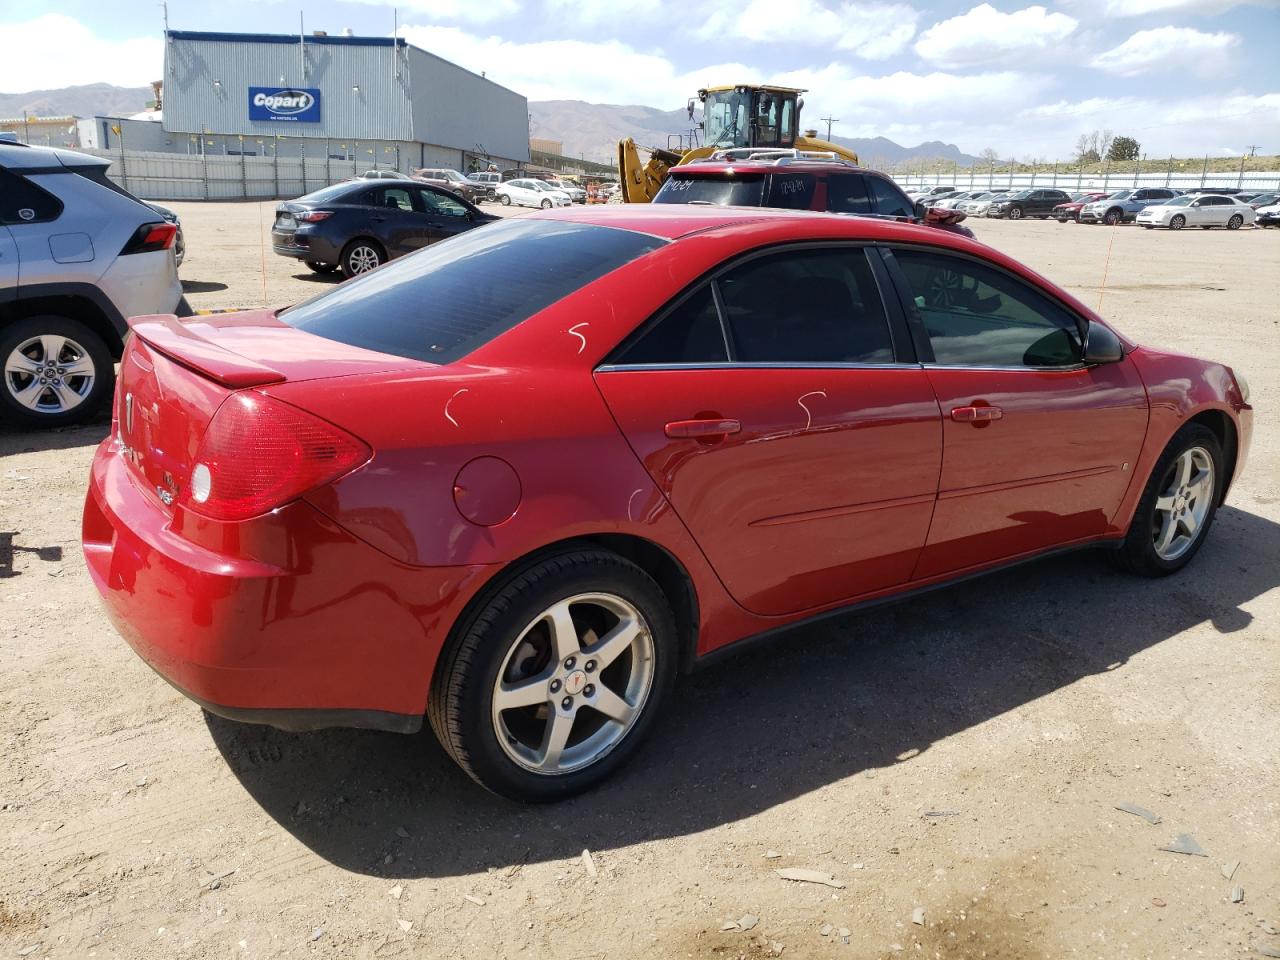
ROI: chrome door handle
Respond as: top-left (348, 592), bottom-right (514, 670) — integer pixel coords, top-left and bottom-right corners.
top-left (951, 405), bottom-right (1003, 423)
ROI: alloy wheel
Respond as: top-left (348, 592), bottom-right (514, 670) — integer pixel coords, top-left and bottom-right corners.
top-left (1227, 214), bottom-right (1243, 230)
top-left (4, 334), bottom-right (96, 414)
top-left (1009, 206), bottom-right (1023, 220)
top-left (346, 245), bottom-right (381, 274)
top-left (491, 592), bottom-right (656, 775)
top-left (1151, 446), bottom-right (1214, 561)
top-left (1170, 215), bottom-right (1185, 230)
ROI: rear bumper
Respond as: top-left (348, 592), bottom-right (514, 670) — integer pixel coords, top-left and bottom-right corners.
top-left (83, 440), bottom-right (489, 733)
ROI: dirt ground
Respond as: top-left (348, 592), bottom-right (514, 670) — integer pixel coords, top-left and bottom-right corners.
top-left (2, 205), bottom-right (1278, 960)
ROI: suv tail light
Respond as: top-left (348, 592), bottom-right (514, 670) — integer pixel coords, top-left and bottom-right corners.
top-left (184, 393), bottom-right (370, 521)
top-left (120, 222), bottom-right (178, 255)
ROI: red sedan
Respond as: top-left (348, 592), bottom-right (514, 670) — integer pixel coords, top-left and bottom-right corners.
top-left (83, 207), bottom-right (1252, 801)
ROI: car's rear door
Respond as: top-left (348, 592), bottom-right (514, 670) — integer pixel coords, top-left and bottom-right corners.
top-left (879, 245), bottom-right (1149, 578)
top-left (594, 243), bottom-right (942, 617)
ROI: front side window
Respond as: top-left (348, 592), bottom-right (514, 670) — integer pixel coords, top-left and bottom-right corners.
top-left (718, 248), bottom-right (894, 363)
top-left (868, 178), bottom-right (914, 219)
top-left (419, 189), bottom-right (469, 217)
top-left (891, 248), bottom-right (1082, 368)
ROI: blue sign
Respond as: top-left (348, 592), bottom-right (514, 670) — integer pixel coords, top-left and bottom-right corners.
top-left (248, 87), bottom-right (321, 123)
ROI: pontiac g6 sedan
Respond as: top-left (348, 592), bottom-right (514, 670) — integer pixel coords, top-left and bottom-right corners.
top-left (84, 207), bottom-right (1252, 801)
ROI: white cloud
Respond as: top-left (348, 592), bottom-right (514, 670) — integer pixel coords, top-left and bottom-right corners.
top-left (697, 0), bottom-right (920, 60)
top-left (1091, 27), bottom-right (1240, 76)
top-left (344, 0), bottom-right (519, 25)
top-left (1096, 0), bottom-right (1277, 15)
top-left (400, 24), bottom-right (753, 106)
top-left (0, 14), bottom-right (163, 92)
top-left (913, 4), bottom-right (1078, 68)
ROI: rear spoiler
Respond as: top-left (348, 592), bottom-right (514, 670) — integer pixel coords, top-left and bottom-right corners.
top-left (127, 314), bottom-right (286, 388)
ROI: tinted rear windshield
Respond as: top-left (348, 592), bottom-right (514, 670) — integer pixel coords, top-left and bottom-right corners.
top-left (654, 175), bottom-right (766, 207)
top-left (296, 182), bottom-right (363, 203)
top-left (280, 219), bottom-right (666, 363)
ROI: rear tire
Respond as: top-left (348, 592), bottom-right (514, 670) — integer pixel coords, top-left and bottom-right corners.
top-left (340, 239), bottom-right (385, 277)
top-left (428, 548), bottom-right (678, 801)
top-left (305, 260), bottom-right (337, 274)
top-left (1113, 423), bottom-right (1222, 577)
top-left (1227, 214), bottom-right (1244, 230)
top-left (0, 315), bottom-right (113, 429)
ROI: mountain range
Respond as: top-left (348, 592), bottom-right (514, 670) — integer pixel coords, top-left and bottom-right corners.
top-left (1, 84), bottom-right (980, 167)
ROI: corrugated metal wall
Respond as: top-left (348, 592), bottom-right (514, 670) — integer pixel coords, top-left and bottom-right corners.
top-left (407, 48), bottom-right (529, 164)
top-left (164, 36), bottom-right (414, 142)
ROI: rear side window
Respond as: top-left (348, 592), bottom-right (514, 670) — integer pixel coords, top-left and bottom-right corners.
top-left (281, 219), bottom-right (666, 363)
top-left (299, 183), bottom-right (364, 204)
top-left (826, 174), bottom-right (872, 215)
top-left (868, 178), bottom-right (913, 219)
top-left (767, 174), bottom-right (816, 210)
top-left (0, 170), bottom-right (63, 224)
top-left (718, 248), bottom-right (893, 363)
top-left (615, 285), bottom-right (728, 364)
top-left (653, 176), bottom-right (766, 206)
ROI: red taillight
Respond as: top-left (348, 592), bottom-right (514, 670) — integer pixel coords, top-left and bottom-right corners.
top-left (120, 222), bottom-right (177, 255)
top-left (184, 393), bottom-right (370, 521)
top-left (295, 210), bottom-right (333, 222)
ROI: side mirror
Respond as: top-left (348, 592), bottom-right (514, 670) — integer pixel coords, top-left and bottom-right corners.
top-left (1083, 320), bottom-right (1124, 364)
top-left (913, 199), bottom-right (928, 221)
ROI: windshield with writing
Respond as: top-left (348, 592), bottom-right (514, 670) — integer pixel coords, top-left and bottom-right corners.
top-left (653, 175), bottom-right (766, 206)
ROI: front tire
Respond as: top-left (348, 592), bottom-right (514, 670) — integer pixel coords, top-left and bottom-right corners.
top-left (1008, 205), bottom-right (1023, 220)
top-left (541, 198), bottom-right (552, 209)
top-left (429, 548), bottom-right (677, 801)
top-left (500, 194), bottom-right (511, 206)
top-left (1114, 423), bottom-right (1222, 577)
top-left (0, 315), bottom-right (113, 428)
top-left (305, 260), bottom-right (337, 274)
top-left (1103, 209), bottom-right (1123, 226)
top-left (1170, 215), bottom-right (1186, 231)
top-left (340, 239), bottom-right (384, 277)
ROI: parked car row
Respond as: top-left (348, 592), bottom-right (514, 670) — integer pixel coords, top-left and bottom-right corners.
top-left (907, 183), bottom-right (1272, 231)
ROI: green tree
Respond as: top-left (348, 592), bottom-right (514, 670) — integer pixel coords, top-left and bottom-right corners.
top-left (1107, 136), bottom-right (1140, 161)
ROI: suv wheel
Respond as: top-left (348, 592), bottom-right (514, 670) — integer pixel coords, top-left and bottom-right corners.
top-left (1103, 208), bottom-right (1123, 226)
top-left (0, 316), bottom-right (113, 428)
top-left (1007, 205), bottom-right (1024, 220)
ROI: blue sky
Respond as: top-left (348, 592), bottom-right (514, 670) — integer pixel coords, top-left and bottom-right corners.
top-left (2, 0), bottom-right (1277, 157)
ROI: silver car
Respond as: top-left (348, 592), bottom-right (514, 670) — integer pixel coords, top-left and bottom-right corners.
top-left (1135, 194), bottom-right (1256, 231)
top-left (1, 142), bottom-right (184, 427)
top-left (962, 192), bottom-right (1009, 216)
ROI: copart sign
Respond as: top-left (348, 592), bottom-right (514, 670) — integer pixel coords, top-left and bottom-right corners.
top-left (248, 87), bottom-right (321, 122)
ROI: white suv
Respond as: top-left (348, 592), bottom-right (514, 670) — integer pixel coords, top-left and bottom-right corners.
top-left (1, 143), bottom-right (184, 427)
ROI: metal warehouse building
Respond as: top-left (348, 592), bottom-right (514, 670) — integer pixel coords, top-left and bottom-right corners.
top-left (160, 29), bottom-right (529, 172)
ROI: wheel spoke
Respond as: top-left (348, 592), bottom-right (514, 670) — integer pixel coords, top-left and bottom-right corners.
top-left (4, 354), bottom-right (40, 376)
top-left (584, 616), bottom-right (641, 671)
top-left (589, 686), bottom-right (636, 725)
top-left (51, 382), bottom-right (83, 411)
top-left (38, 335), bottom-right (67, 364)
top-left (61, 357), bottom-right (95, 378)
top-left (1173, 451), bottom-right (1193, 490)
top-left (545, 599), bottom-right (581, 662)
top-left (12, 380), bottom-right (45, 410)
top-left (1180, 510), bottom-right (1199, 536)
top-left (1154, 511), bottom-right (1179, 554)
top-left (536, 710), bottom-right (575, 770)
top-left (1154, 494), bottom-right (1176, 513)
top-left (493, 677), bottom-right (549, 713)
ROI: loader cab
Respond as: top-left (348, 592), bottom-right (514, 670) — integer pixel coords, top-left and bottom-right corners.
top-left (700, 86), bottom-right (804, 151)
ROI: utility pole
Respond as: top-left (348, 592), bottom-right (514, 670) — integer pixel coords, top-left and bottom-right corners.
top-left (1246, 144), bottom-right (1257, 158)
top-left (820, 116), bottom-right (839, 141)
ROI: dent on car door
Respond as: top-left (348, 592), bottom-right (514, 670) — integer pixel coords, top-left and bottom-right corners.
top-left (881, 246), bottom-right (1149, 577)
top-left (594, 245), bottom-right (942, 617)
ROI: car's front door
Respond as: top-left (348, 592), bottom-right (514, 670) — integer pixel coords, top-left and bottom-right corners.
top-left (595, 244), bottom-right (942, 617)
top-left (413, 187), bottom-right (475, 244)
top-left (367, 185), bottom-right (426, 256)
top-left (881, 245), bottom-right (1150, 578)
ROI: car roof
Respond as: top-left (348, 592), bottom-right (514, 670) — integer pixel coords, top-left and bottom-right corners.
top-left (0, 141), bottom-right (110, 172)
top-left (672, 160), bottom-right (887, 177)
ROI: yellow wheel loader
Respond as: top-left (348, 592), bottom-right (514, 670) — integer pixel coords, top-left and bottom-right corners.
top-left (617, 84), bottom-right (859, 203)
